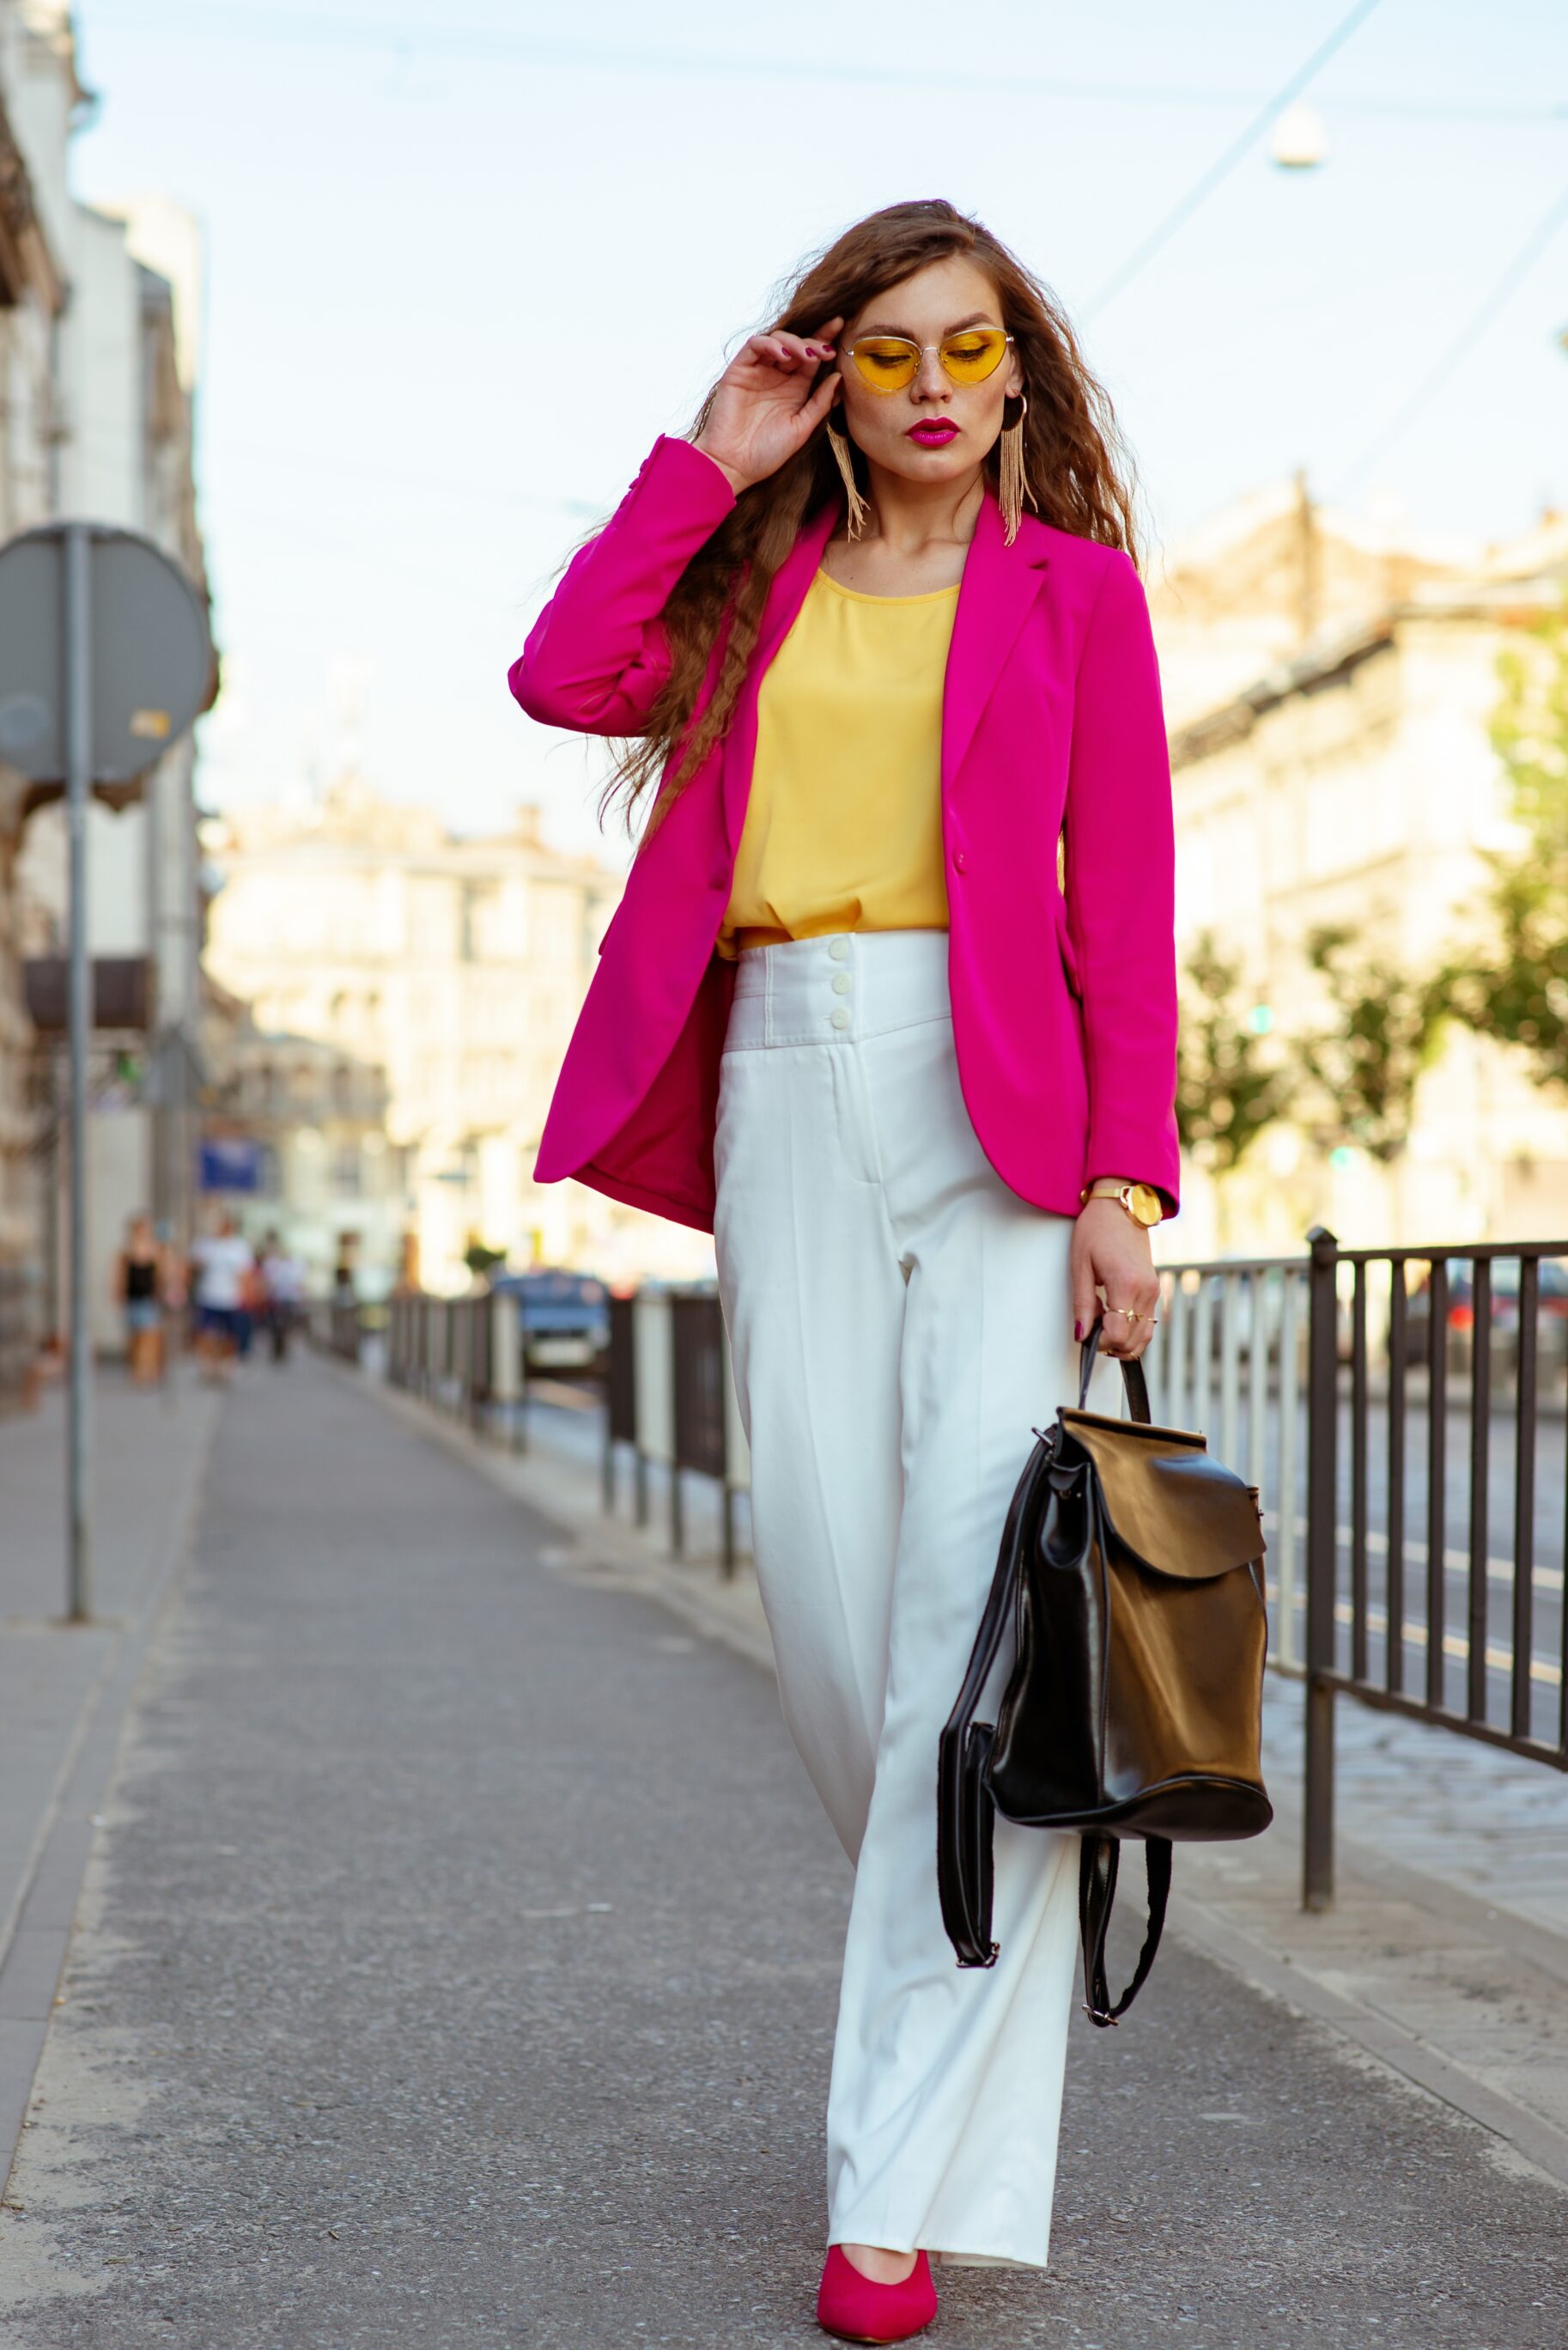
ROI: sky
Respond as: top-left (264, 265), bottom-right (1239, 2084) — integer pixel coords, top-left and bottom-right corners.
top-left (67, 0), bottom-right (1568, 866)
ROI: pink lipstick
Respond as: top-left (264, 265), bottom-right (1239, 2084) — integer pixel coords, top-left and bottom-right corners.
top-left (907, 420), bottom-right (958, 447)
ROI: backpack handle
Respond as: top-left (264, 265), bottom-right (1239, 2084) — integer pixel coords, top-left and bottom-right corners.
top-left (1077, 1316), bottom-right (1152, 1426)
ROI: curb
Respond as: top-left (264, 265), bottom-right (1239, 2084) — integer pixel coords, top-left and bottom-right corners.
top-left (0, 1388), bottom-right (222, 2205)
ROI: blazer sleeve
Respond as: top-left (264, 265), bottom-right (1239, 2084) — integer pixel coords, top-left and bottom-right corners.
top-left (508, 435), bottom-right (738, 737)
top-left (1062, 547), bottom-right (1182, 1212)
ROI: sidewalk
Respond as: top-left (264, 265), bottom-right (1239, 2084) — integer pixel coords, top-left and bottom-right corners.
top-left (408, 1372), bottom-right (1568, 2195)
top-left (0, 1367), bottom-right (222, 2199)
top-left (0, 1353), bottom-right (1563, 2348)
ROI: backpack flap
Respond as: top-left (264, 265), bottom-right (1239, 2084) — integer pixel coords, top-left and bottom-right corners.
top-left (1057, 1410), bottom-right (1266, 1581)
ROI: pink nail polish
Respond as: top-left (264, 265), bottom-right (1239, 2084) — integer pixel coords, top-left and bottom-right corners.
top-left (1074, 1320), bottom-right (1084, 1342)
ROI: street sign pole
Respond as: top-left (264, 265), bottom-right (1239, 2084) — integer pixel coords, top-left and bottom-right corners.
top-left (0, 517), bottom-right (213, 1625)
top-left (64, 522), bottom-right (93, 1623)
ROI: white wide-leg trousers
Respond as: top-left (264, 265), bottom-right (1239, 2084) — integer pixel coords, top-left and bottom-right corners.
top-left (713, 928), bottom-right (1120, 2270)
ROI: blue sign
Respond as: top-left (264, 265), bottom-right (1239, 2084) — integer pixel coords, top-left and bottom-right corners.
top-left (199, 1137), bottom-right (263, 1194)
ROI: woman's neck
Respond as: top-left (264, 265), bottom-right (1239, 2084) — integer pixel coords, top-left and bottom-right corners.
top-left (858, 462), bottom-right (985, 557)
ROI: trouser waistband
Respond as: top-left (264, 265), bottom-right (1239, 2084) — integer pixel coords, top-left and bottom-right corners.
top-left (725, 929), bottom-right (951, 1050)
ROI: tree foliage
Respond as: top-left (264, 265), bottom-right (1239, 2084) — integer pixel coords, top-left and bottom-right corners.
top-left (1176, 591), bottom-right (1568, 1191)
top-left (1446, 589), bottom-right (1568, 1093)
top-left (1298, 925), bottom-right (1448, 1164)
top-left (1175, 933), bottom-right (1295, 1175)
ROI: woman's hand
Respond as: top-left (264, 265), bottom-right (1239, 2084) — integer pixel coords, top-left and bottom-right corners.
top-left (693, 318), bottom-right (843, 496)
top-left (1070, 1200), bottom-right (1161, 1362)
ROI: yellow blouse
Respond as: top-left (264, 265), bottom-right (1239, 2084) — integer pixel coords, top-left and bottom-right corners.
top-left (716, 568), bottom-right (958, 960)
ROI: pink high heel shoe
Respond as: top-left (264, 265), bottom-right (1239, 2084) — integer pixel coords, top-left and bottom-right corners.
top-left (816, 2244), bottom-right (938, 2343)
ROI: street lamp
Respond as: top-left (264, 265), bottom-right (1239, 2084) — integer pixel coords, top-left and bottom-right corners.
top-left (1271, 101), bottom-right (1328, 171)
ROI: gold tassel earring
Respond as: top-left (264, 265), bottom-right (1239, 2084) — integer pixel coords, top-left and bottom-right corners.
top-left (998, 394), bottom-right (1037, 546)
top-left (826, 419), bottom-right (870, 541)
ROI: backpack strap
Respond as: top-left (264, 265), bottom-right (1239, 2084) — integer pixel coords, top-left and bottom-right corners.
top-left (937, 1449), bottom-right (1037, 1969)
top-left (1078, 1318), bottom-right (1152, 1425)
top-left (1078, 1833), bottom-right (1173, 2026)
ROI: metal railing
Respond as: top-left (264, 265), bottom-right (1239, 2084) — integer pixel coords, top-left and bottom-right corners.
top-left (602, 1284), bottom-right (750, 1575)
top-left (1126, 1229), bottom-right (1568, 1909)
top-left (1143, 1253), bottom-right (1309, 1669)
top-left (374, 1284), bottom-right (749, 1567)
top-left (307, 1297), bottom-right (368, 1366)
top-left (1298, 1226), bottom-right (1568, 1909)
top-left (354, 1235), bottom-right (1568, 1915)
top-left (383, 1289), bottom-right (521, 1438)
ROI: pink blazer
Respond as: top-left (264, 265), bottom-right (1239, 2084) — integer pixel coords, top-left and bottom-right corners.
top-left (511, 435), bottom-right (1180, 1233)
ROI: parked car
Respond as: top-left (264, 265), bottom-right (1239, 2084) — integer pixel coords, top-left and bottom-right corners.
top-left (491, 1269), bottom-right (611, 1374)
top-left (1401, 1257), bottom-right (1568, 1372)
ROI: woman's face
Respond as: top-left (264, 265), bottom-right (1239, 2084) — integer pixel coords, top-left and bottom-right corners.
top-left (836, 253), bottom-right (1024, 492)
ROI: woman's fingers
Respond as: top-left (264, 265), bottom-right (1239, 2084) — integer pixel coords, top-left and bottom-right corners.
top-left (738, 328), bottom-right (838, 378)
top-left (771, 326), bottom-right (839, 365)
top-left (1101, 1310), bottom-right (1153, 1361)
top-left (1072, 1210), bottom-right (1158, 1359)
top-left (1100, 1273), bottom-right (1161, 1359)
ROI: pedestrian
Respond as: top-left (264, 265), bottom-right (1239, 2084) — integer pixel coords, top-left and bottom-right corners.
top-left (511, 200), bottom-right (1176, 2341)
top-left (114, 1213), bottom-right (168, 1385)
top-left (258, 1231), bottom-right (304, 1364)
top-left (189, 1212), bottom-right (254, 1385)
top-left (235, 1251), bottom-right (264, 1361)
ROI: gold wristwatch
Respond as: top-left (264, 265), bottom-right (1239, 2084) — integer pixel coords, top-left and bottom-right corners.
top-left (1079, 1178), bottom-right (1165, 1229)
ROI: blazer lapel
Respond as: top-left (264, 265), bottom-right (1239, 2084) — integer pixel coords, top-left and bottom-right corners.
top-left (719, 491), bottom-right (1048, 857)
top-left (721, 501), bottom-right (838, 854)
top-left (942, 494), bottom-right (1051, 794)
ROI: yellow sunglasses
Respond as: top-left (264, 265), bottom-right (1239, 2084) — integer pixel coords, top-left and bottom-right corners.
top-left (842, 326), bottom-right (1013, 393)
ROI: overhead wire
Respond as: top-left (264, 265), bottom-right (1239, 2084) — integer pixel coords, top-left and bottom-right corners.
top-left (1080, 0), bottom-right (1385, 320)
top-left (88, 3), bottom-right (1568, 557)
top-left (94, 1), bottom-right (1568, 125)
top-left (1332, 168), bottom-right (1568, 493)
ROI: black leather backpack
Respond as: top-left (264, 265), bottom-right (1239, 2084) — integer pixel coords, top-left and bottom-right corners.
top-left (938, 1324), bottom-right (1273, 2024)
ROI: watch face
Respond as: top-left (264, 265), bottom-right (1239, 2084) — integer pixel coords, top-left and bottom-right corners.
top-left (1128, 1184), bottom-right (1163, 1227)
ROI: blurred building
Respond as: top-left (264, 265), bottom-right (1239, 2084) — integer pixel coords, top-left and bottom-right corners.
top-left (0, 0), bottom-right (210, 1361)
top-left (1157, 488), bottom-right (1568, 1255)
top-left (199, 985), bottom-right (402, 1295)
top-left (203, 771), bottom-right (711, 1294)
top-left (0, 12), bottom-right (63, 1379)
top-left (1148, 471), bottom-right (1477, 729)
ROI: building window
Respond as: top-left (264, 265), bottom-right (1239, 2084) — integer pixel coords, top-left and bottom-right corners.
top-left (331, 1142), bottom-right (362, 1199)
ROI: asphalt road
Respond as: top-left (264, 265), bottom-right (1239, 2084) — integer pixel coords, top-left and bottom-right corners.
top-left (3, 1355), bottom-right (1564, 2349)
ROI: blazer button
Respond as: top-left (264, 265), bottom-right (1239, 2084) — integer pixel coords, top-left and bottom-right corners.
top-left (951, 847), bottom-right (968, 874)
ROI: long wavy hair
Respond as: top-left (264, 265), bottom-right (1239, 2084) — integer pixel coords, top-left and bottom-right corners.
top-left (602, 198), bottom-right (1143, 838)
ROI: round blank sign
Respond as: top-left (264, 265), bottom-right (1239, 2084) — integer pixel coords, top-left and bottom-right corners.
top-left (0, 522), bottom-right (212, 787)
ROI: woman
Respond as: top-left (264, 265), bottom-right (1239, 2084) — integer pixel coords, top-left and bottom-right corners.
top-left (512, 198), bottom-right (1178, 2342)
top-left (115, 1213), bottom-right (167, 1385)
